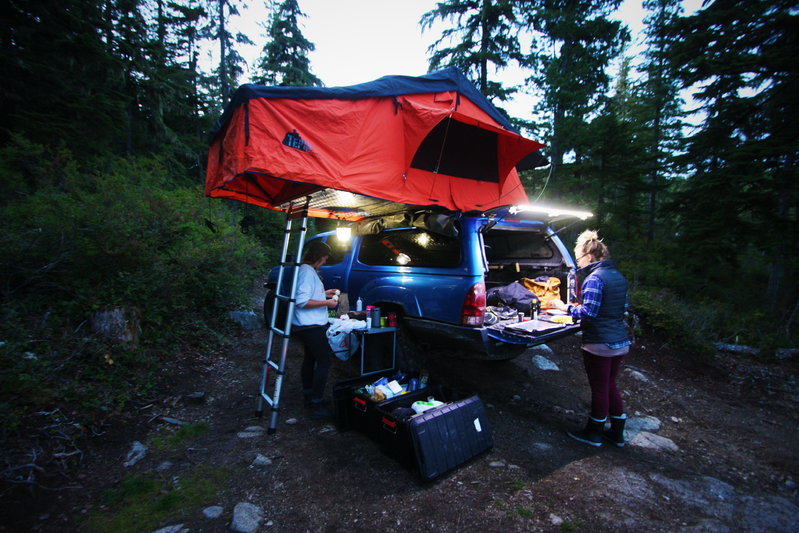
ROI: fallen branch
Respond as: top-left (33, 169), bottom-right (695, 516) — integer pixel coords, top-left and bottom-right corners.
top-left (713, 342), bottom-right (759, 356)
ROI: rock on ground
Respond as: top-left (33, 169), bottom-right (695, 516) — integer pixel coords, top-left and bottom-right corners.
top-left (230, 502), bottom-right (264, 533)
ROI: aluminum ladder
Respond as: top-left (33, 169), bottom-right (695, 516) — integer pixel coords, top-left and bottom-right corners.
top-left (257, 199), bottom-right (310, 434)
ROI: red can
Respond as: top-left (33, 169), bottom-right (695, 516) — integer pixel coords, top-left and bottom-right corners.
top-left (388, 312), bottom-right (397, 327)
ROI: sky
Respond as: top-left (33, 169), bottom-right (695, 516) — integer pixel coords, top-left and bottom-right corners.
top-left (232, 0), bottom-right (703, 119)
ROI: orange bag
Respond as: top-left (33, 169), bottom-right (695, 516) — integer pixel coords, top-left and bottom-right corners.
top-left (520, 276), bottom-right (561, 304)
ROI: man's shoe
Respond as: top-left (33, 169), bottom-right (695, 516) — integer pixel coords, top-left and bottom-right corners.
top-left (309, 400), bottom-right (334, 420)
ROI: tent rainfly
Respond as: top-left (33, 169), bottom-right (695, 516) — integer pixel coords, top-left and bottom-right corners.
top-left (205, 67), bottom-right (547, 220)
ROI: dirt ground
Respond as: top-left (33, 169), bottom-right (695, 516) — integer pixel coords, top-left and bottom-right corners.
top-left (4, 310), bottom-right (799, 532)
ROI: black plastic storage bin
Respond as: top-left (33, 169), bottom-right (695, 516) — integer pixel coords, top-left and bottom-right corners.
top-left (333, 371), bottom-right (394, 433)
top-left (376, 388), bottom-right (493, 481)
top-left (333, 372), bottom-right (435, 437)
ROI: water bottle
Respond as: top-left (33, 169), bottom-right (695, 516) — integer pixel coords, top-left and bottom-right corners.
top-left (567, 269), bottom-right (577, 304)
top-left (356, 297), bottom-right (363, 312)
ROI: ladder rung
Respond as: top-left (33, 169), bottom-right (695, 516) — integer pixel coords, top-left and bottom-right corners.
top-left (260, 392), bottom-right (274, 407)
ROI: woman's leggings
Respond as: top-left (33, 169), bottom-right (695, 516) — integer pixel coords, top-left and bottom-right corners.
top-left (582, 349), bottom-right (625, 419)
top-left (294, 325), bottom-right (334, 401)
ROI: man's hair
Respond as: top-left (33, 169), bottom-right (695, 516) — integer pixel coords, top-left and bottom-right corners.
top-left (302, 240), bottom-right (331, 264)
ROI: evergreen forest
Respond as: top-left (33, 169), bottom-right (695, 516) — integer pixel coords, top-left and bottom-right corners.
top-left (1, 0), bottom-right (797, 493)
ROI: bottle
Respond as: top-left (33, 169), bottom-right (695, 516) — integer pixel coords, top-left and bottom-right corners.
top-left (567, 269), bottom-right (577, 304)
top-left (356, 297), bottom-right (363, 312)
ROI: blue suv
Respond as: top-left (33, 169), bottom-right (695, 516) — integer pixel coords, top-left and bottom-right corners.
top-left (266, 206), bottom-right (586, 360)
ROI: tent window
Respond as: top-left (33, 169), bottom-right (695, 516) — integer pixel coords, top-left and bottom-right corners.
top-left (411, 118), bottom-right (498, 182)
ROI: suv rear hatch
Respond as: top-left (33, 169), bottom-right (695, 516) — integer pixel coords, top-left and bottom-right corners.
top-left (478, 207), bottom-right (586, 351)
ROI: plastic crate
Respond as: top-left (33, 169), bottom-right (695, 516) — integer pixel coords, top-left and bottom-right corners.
top-left (333, 372), bottom-right (434, 436)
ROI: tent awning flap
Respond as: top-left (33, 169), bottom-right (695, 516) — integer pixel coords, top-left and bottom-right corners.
top-left (206, 68), bottom-right (546, 219)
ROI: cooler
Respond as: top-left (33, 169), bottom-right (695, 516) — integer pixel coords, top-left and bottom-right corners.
top-left (376, 388), bottom-right (493, 481)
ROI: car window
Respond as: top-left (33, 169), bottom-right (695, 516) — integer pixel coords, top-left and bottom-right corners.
top-left (358, 229), bottom-right (461, 267)
top-left (484, 229), bottom-right (555, 260)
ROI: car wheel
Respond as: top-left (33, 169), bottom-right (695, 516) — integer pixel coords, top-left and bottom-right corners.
top-left (396, 321), bottom-right (428, 373)
top-left (263, 289), bottom-right (275, 327)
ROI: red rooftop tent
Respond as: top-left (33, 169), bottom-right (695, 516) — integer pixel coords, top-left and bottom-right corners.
top-left (206, 68), bottom-right (546, 220)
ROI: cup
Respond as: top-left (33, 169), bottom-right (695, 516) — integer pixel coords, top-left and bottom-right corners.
top-left (371, 307), bottom-right (381, 328)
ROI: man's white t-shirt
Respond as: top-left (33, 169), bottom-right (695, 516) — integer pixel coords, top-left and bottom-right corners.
top-left (293, 264), bottom-right (328, 327)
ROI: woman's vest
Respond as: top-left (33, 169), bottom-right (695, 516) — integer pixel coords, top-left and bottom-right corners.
top-left (580, 260), bottom-right (628, 345)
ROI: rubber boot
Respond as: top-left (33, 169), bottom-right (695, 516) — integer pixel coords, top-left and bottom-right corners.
top-left (567, 416), bottom-right (606, 447)
top-left (603, 413), bottom-right (627, 447)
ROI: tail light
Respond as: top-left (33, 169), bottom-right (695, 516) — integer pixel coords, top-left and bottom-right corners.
top-left (461, 282), bottom-right (486, 326)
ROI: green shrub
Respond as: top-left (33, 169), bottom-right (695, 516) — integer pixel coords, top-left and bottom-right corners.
top-left (630, 287), bottom-right (715, 356)
top-left (0, 145), bottom-right (269, 442)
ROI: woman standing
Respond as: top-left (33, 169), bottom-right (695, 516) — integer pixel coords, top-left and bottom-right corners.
top-left (548, 230), bottom-right (631, 447)
top-left (292, 240), bottom-right (339, 419)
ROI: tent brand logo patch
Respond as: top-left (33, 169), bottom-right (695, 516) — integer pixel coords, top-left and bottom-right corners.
top-left (282, 129), bottom-right (312, 152)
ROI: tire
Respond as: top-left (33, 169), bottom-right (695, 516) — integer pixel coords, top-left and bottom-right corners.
top-left (396, 321), bottom-right (426, 373)
top-left (263, 289), bottom-right (275, 327)
top-left (263, 288), bottom-right (288, 328)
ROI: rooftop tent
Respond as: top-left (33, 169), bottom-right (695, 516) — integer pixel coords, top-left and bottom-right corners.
top-left (205, 67), bottom-right (545, 220)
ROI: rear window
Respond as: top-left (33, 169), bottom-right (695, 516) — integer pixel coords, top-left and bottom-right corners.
top-left (358, 229), bottom-right (461, 267)
top-left (484, 229), bottom-right (555, 260)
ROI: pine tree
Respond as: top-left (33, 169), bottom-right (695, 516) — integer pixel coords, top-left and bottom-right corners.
top-left (0, 0), bottom-right (127, 156)
top-left (582, 57), bottom-right (649, 237)
top-left (420, 0), bottom-right (521, 103)
top-left (205, 0), bottom-right (252, 106)
top-left (520, 0), bottom-right (629, 172)
top-left (669, 0), bottom-right (799, 311)
top-left (638, 0), bottom-right (685, 243)
top-left (255, 0), bottom-right (322, 87)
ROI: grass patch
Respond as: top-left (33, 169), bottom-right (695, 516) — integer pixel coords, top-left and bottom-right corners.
top-left (515, 506), bottom-right (534, 518)
top-left (82, 467), bottom-right (229, 533)
top-left (560, 520), bottom-right (584, 531)
top-left (150, 422), bottom-right (210, 451)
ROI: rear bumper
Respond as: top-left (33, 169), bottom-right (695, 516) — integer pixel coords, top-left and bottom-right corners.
top-left (404, 317), bottom-right (580, 361)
